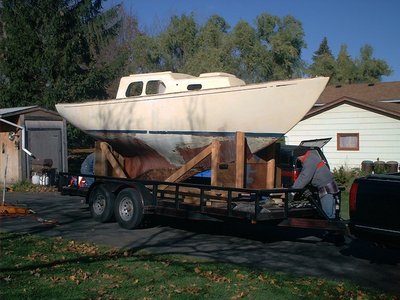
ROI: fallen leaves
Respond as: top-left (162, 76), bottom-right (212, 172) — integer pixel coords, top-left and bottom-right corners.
top-left (59, 240), bottom-right (99, 255)
top-left (194, 266), bottom-right (231, 283)
top-left (1, 233), bottom-right (393, 300)
top-left (25, 252), bottom-right (50, 263)
top-left (68, 268), bottom-right (91, 285)
top-left (233, 269), bottom-right (247, 280)
top-left (230, 291), bottom-right (247, 300)
top-left (30, 268), bottom-right (41, 277)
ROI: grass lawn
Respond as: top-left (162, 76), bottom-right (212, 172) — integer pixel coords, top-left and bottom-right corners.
top-left (0, 232), bottom-right (392, 300)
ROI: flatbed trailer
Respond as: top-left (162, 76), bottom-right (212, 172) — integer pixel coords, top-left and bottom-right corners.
top-left (59, 172), bottom-right (347, 233)
top-left (58, 132), bottom-right (348, 234)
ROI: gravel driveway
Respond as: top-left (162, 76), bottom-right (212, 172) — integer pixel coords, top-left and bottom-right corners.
top-left (1, 192), bottom-right (399, 296)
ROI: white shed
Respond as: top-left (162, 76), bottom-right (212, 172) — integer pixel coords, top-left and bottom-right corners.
top-left (285, 82), bottom-right (400, 171)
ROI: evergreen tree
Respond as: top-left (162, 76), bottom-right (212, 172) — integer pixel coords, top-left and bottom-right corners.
top-left (0, 0), bottom-right (122, 109)
top-left (312, 37), bottom-right (332, 59)
top-left (307, 38), bottom-right (392, 84)
top-left (335, 44), bottom-right (356, 84)
top-left (308, 37), bottom-right (336, 78)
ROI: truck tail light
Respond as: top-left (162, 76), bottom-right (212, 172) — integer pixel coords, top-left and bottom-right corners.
top-left (292, 169), bottom-right (300, 181)
top-left (349, 182), bottom-right (358, 212)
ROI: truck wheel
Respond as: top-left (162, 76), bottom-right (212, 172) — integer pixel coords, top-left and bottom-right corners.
top-left (114, 188), bottom-right (144, 229)
top-left (89, 184), bottom-right (115, 223)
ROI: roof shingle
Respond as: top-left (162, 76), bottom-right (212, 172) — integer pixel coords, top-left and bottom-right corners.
top-left (307, 81), bottom-right (400, 119)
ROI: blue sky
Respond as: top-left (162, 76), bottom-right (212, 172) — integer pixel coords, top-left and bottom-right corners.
top-left (116, 0), bottom-right (399, 82)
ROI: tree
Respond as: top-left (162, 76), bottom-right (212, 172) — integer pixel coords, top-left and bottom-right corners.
top-left (307, 38), bottom-right (392, 84)
top-left (312, 37), bottom-right (332, 59)
top-left (231, 20), bottom-right (262, 82)
top-left (230, 13), bottom-right (307, 83)
top-left (355, 45), bottom-right (392, 83)
top-left (265, 15), bottom-right (306, 80)
top-left (334, 44), bottom-right (356, 84)
top-left (0, 0), bottom-right (123, 109)
top-left (308, 37), bottom-right (336, 78)
top-left (183, 15), bottom-right (235, 75)
top-left (159, 14), bottom-right (198, 72)
top-left (126, 12), bottom-right (307, 83)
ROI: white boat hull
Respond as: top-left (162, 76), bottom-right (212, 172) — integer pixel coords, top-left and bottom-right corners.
top-left (56, 77), bottom-right (329, 177)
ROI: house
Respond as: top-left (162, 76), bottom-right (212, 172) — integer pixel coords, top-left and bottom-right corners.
top-left (285, 81), bottom-right (400, 171)
top-left (0, 106), bottom-right (68, 185)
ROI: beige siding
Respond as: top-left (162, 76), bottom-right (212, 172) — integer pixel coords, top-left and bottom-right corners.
top-left (285, 104), bottom-right (400, 170)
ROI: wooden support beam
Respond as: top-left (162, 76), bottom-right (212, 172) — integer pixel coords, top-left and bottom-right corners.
top-left (235, 131), bottom-right (245, 188)
top-left (94, 141), bottom-right (107, 176)
top-left (266, 158), bottom-right (275, 189)
top-left (211, 140), bottom-right (220, 186)
top-left (99, 142), bottom-right (127, 178)
top-left (165, 143), bottom-right (213, 183)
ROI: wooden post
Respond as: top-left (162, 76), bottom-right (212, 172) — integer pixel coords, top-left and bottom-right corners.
top-left (235, 132), bottom-right (245, 188)
top-left (266, 158), bottom-right (275, 189)
top-left (211, 140), bottom-right (220, 186)
top-left (94, 141), bottom-right (108, 176)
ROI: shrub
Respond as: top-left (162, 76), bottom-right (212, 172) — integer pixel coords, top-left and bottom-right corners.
top-left (8, 180), bottom-right (57, 192)
top-left (333, 166), bottom-right (357, 186)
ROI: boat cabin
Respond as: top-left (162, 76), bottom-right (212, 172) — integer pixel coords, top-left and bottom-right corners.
top-left (115, 71), bottom-right (245, 99)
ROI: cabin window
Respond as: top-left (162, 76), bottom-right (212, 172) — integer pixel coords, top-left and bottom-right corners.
top-left (187, 84), bottom-right (202, 91)
top-left (126, 81), bottom-right (143, 97)
top-left (337, 133), bottom-right (359, 151)
top-left (146, 80), bottom-right (166, 95)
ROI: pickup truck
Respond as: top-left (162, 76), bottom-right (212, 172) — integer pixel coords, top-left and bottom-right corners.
top-left (349, 173), bottom-right (400, 247)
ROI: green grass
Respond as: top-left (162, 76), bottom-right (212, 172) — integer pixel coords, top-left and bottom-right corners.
top-left (339, 189), bottom-right (350, 220)
top-left (0, 232), bottom-right (392, 299)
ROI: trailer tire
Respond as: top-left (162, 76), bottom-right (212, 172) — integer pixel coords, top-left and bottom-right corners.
top-left (114, 188), bottom-right (144, 229)
top-left (89, 184), bottom-right (115, 223)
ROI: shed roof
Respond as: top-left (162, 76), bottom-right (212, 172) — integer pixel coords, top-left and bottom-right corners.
top-left (0, 106), bottom-right (60, 118)
top-left (306, 81), bottom-right (400, 120)
top-left (0, 106), bottom-right (38, 117)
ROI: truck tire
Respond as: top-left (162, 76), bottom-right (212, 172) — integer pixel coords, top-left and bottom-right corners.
top-left (114, 188), bottom-right (144, 229)
top-left (89, 184), bottom-right (115, 223)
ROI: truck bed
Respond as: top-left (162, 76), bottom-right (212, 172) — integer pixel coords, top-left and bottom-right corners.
top-left (350, 173), bottom-right (400, 246)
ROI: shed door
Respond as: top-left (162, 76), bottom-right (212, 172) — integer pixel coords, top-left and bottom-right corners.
top-left (28, 129), bottom-right (62, 174)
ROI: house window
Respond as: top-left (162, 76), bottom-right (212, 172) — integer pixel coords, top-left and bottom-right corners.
top-left (337, 133), bottom-right (359, 151)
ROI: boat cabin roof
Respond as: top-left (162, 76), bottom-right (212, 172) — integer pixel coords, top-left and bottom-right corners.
top-left (116, 71), bottom-right (245, 99)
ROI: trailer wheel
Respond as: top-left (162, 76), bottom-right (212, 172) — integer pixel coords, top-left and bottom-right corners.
top-left (114, 188), bottom-right (144, 229)
top-left (89, 184), bottom-right (115, 223)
